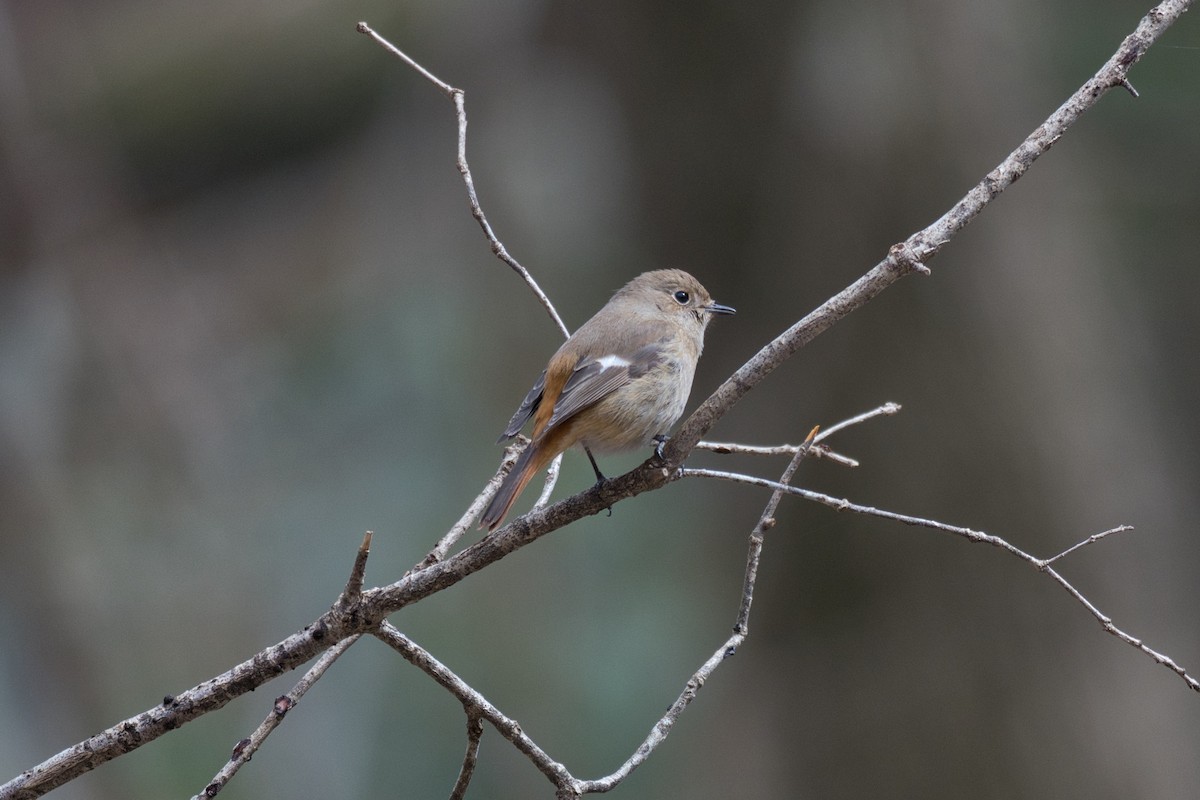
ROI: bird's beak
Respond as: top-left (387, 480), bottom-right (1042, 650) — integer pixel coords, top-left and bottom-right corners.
top-left (706, 302), bottom-right (736, 315)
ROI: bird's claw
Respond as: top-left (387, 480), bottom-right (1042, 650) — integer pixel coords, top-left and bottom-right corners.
top-left (652, 434), bottom-right (669, 460)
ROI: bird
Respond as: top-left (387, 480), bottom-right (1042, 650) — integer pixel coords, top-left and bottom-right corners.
top-left (480, 269), bottom-right (734, 530)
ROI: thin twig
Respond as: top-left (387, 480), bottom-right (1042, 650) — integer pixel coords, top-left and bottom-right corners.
top-left (408, 441), bottom-right (560, 576)
top-left (1044, 525), bottom-right (1136, 564)
top-left (697, 440), bottom-right (859, 467)
top-left (372, 622), bottom-right (575, 789)
top-left (386, 429), bottom-right (821, 798)
top-left (575, 427), bottom-right (819, 794)
top-left (683, 467), bottom-right (1200, 692)
top-left (698, 402), bottom-right (901, 466)
top-left (687, 467), bottom-right (1065, 556)
top-left (340, 530), bottom-right (373, 605)
top-left (532, 453), bottom-right (564, 511)
top-left (449, 709), bottom-right (485, 800)
top-left (736, 425), bottom-right (817, 633)
top-left (197, 542), bottom-right (371, 796)
top-left (410, 440), bottom-right (526, 573)
top-left (355, 22), bottom-right (454, 97)
top-left (356, 21), bottom-right (570, 339)
top-left (814, 402), bottom-right (902, 440)
top-left (193, 634), bottom-right (362, 799)
top-left (359, 20), bottom-right (572, 547)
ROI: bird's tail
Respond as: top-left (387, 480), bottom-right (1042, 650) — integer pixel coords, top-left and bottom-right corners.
top-left (480, 441), bottom-right (545, 530)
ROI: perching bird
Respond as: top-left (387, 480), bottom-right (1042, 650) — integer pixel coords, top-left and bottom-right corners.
top-left (480, 269), bottom-right (734, 530)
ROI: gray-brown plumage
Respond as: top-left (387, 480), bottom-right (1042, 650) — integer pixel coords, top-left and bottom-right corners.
top-left (481, 270), bottom-right (734, 530)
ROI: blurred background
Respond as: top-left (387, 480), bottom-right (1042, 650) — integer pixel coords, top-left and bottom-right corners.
top-left (2, 0), bottom-right (1198, 797)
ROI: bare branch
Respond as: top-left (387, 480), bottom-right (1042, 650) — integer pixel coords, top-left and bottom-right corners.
top-left (408, 441), bottom-right (561, 577)
top-left (377, 423), bottom-right (811, 798)
top-left (663, 1), bottom-right (1192, 463)
top-left (340, 530), bottom-right (373, 604)
top-left (3, 5), bottom-right (1194, 798)
top-left (687, 466), bottom-right (1066, 556)
top-left (356, 21), bottom-right (570, 339)
top-left (1044, 524), bottom-right (1136, 564)
top-left (697, 439), bottom-right (858, 467)
top-left (354, 0), bottom-right (1190, 603)
top-left (194, 634), bottom-right (362, 799)
top-left (355, 22), bottom-right (455, 97)
top-left (449, 709), bottom-right (485, 800)
top-left (0, 577), bottom-right (364, 800)
top-left (576, 427), bottom-right (819, 794)
top-left (734, 425), bottom-right (818, 633)
top-left (372, 622), bottom-right (575, 789)
top-left (815, 402), bottom-right (902, 440)
top-left (532, 453), bottom-right (564, 511)
top-left (196, 532), bottom-right (372, 795)
top-left (698, 403), bottom-right (901, 466)
top-left (410, 441), bottom-right (525, 573)
top-left (683, 467), bottom-right (1200, 692)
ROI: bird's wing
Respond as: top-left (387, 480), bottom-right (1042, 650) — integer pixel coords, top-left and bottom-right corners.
top-left (546, 343), bottom-right (665, 429)
top-left (496, 369), bottom-right (546, 442)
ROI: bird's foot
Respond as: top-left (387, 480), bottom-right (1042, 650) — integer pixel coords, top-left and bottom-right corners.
top-left (652, 434), bottom-right (669, 461)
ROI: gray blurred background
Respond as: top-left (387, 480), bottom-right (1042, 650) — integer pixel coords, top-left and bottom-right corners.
top-left (2, 0), bottom-right (1198, 797)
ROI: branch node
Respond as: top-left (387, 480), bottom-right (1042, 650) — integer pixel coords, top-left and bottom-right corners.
top-left (887, 242), bottom-right (932, 276)
top-left (273, 696), bottom-right (294, 717)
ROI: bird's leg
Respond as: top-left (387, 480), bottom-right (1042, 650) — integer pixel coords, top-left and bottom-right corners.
top-left (584, 446), bottom-right (613, 517)
top-left (584, 446), bottom-right (607, 485)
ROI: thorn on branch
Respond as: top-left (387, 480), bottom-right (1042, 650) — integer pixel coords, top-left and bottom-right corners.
top-left (339, 531), bottom-right (373, 609)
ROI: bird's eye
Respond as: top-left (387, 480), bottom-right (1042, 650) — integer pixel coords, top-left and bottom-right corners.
top-left (673, 290), bottom-right (690, 305)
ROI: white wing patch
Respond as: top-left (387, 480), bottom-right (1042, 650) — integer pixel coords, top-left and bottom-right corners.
top-left (593, 354), bottom-right (632, 370)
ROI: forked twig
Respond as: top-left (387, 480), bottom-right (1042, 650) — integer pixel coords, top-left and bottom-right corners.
top-left (373, 622), bottom-right (575, 788)
top-left (683, 468), bottom-right (1199, 692)
top-left (697, 403), bottom-right (902, 467)
top-left (574, 426), bottom-right (821, 795)
top-left (193, 634), bottom-right (361, 799)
